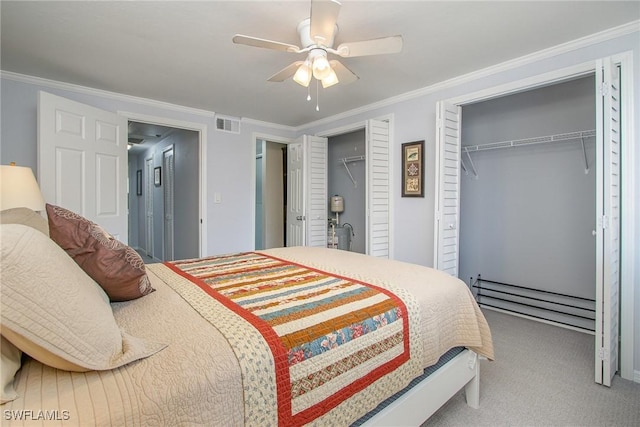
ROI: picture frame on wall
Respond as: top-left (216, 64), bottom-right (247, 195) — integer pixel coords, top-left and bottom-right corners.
top-left (401, 140), bottom-right (424, 197)
top-left (136, 169), bottom-right (142, 195)
top-left (154, 166), bottom-right (162, 186)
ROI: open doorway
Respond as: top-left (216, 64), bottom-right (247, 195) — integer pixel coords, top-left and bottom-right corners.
top-left (255, 139), bottom-right (288, 250)
top-left (127, 121), bottom-right (200, 262)
top-left (253, 119), bottom-right (390, 256)
top-left (327, 129), bottom-right (366, 254)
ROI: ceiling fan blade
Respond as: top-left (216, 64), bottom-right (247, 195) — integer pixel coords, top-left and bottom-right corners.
top-left (335, 35), bottom-right (403, 57)
top-left (232, 34), bottom-right (300, 53)
top-left (329, 60), bottom-right (358, 85)
top-left (268, 61), bottom-right (304, 82)
top-left (310, 0), bottom-right (341, 45)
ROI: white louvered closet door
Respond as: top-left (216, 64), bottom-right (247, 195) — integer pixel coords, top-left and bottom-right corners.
top-left (434, 101), bottom-right (462, 275)
top-left (304, 135), bottom-right (328, 247)
top-left (366, 119), bottom-right (390, 258)
top-left (594, 57), bottom-right (621, 387)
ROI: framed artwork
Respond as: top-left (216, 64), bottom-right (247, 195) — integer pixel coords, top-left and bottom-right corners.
top-left (401, 140), bottom-right (424, 197)
top-left (154, 166), bottom-right (162, 186)
top-left (136, 169), bottom-right (142, 195)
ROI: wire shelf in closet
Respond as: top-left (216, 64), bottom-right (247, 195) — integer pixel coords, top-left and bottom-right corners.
top-left (338, 155), bottom-right (365, 187)
top-left (461, 129), bottom-right (595, 178)
top-left (463, 129), bottom-right (595, 152)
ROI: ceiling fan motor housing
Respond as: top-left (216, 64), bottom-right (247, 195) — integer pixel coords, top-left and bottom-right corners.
top-left (297, 18), bottom-right (337, 48)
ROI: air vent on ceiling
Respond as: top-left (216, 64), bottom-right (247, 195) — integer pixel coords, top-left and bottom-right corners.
top-left (215, 116), bottom-right (240, 134)
top-left (128, 137), bottom-right (145, 144)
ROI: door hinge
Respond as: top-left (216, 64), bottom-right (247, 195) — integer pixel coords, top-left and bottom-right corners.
top-left (599, 82), bottom-right (610, 97)
top-left (600, 215), bottom-right (608, 229)
top-left (598, 348), bottom-right (607, 361)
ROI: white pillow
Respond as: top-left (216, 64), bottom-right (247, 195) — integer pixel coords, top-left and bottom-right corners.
top-left (1, 336), bottom-right (21, 404)
top-left (0, 224), bottom-right (166, 372)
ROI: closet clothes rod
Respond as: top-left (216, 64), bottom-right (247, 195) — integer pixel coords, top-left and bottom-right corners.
top-left (338, 155), bottom-right (365, 188)
top-left (462, 129), bottom-right (595, 178)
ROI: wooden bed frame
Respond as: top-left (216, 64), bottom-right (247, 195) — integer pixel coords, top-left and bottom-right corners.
top-left (362, 349), bottom-right (480, 426)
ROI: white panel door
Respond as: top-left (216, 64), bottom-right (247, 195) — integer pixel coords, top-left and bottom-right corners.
top-left (594, 57), bottom-right (621, 386)
top-left (38, 91), bottom-right (128, 242)
top-left (145, 158), bottom-right (154, 257)
top-left (433, 101), bottom-right (462, 275)
top-left (163, 147), bottom-right (175, 261)
top-left (305, 135), bottom-right (328, 247)
top-left (366, 119), bottom-right (390, 258)
top-left (287, 142), bottom-right (305, 246)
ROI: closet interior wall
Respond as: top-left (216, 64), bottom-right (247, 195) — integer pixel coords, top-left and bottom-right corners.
top-left (459, 76), bottom-right (597, 330)
top-left (327, 129), bottom-right (366, 254)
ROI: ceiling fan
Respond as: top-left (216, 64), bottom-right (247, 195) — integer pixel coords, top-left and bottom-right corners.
top-left (232, 0), bottom-right (403, 90)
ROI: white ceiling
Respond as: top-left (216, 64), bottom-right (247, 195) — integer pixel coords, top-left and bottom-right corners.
top-left (2, 1), bottom-right (639, 128)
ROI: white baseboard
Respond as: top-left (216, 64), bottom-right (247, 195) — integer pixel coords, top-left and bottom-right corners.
top-left (634, 370), bottom-right (640, 384)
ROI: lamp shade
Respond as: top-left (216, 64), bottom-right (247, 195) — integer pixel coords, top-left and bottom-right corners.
top-left (0, 164), bottom-right (46, 211)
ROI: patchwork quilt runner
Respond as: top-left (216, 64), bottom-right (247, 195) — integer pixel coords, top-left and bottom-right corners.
top-left (164, 252), bottom-right (423, 426)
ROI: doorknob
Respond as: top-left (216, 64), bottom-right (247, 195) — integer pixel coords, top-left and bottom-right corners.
top-left (296, 215), bottom-right (303, 221)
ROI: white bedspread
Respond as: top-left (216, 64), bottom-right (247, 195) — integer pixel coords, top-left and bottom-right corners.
top-left (2, 247), bottom-right (492, 426)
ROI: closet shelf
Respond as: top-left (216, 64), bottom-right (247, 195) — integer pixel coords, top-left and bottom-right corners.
top-left (338, 155), bottom-right (365, 187)
top-left (463, 129), bottom-right (595, 153)
top-left (462, 129), bottom-right (595, 178)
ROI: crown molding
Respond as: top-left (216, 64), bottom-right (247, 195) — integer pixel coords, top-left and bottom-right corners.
top-left (0, 70), bottom-right (220, 118)
top-left (298, 20), bottom-right (640, 132)
top-left (1, 70), bottom-right (297, 132)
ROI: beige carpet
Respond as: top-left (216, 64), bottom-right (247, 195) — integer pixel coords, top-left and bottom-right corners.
top-left (423, 309), bottom-right (640, 426)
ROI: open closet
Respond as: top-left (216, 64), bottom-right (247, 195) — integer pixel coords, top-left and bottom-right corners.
top-left (327, 129), bottom-right (366, 254)
top-left (458, 75), bottom-right (597, 332)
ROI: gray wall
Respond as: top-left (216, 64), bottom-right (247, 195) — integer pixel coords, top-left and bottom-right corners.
top-left (328, 129), bottom-right (366, 254)
top-left (459, 76), bottom-right (596, 302)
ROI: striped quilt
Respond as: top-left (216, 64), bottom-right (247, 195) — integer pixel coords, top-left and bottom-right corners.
top-left (164, 252), bottom-right (423, 426)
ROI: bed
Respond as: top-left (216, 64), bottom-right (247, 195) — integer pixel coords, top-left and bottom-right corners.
top-left (0, 206), bottom-right (493, 426)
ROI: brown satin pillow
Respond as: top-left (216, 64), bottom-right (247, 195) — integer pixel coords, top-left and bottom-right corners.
top-left (46, 204), bottom-right (154, 301)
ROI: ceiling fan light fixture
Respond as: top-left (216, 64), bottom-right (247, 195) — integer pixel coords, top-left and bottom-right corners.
top-left (293, 60), bottom-right (312, 87)
top-left (321, 68), bottom-right (339, 88)
top-left (312, 54), bottom-right (331, 80)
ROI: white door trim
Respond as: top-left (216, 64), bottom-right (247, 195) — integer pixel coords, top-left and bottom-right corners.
top-left (119, 111), bottom-right (207, 258)
top-left (435, 53), bottom-right (635, 381)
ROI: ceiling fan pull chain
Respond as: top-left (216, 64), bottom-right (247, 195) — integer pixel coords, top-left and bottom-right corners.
top-left (316, 79), bottom-right (320, 111)
top-left (307, 84), bottom-right (311, 101)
